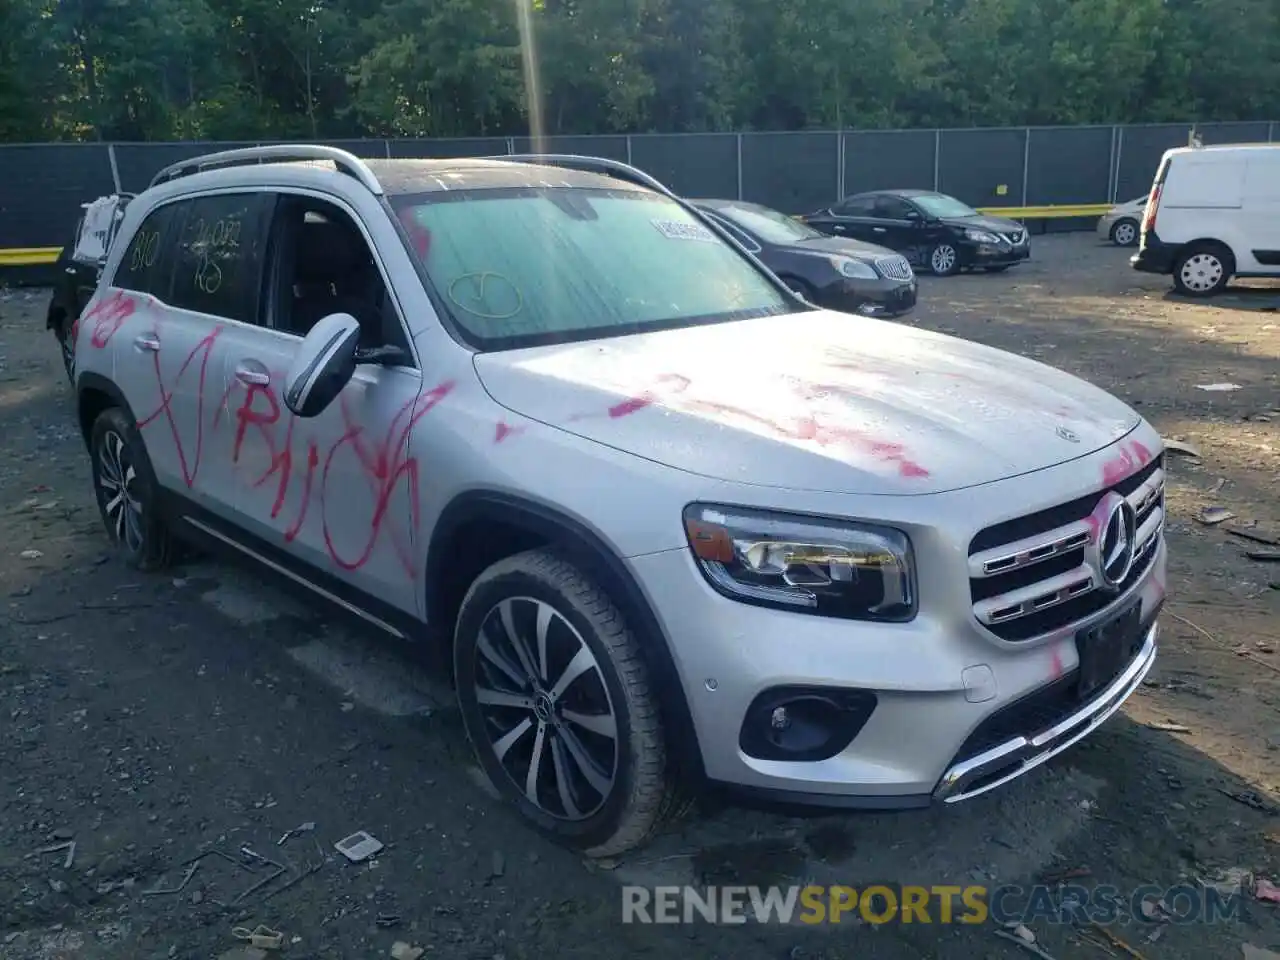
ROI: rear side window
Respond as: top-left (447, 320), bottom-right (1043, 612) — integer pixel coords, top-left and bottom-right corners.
top-left (169, 193), bottom-right (274, 323)
top-left (113, 205), bottom-right (178, 295)
top-left (835, 197), bottom-right (876, 216)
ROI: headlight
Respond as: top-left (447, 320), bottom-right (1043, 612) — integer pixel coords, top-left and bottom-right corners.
top-left (964, 229), bottom-right (1000, 244)
top-left (682, 504), bottom-right (916, 621)
top-left (832, 257), bottom-right (878, 280)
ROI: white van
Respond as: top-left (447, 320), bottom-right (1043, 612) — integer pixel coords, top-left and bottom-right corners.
top-left (1131, 143), bottom-right (1280, 296)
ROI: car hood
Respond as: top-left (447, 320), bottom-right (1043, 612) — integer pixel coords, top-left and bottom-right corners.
top-left (473, 311), bottom-right (1141, 496)
top-left (786, 235), bottom-right (898, 260)
top-left (941, 214), bottom-right (1024, 234)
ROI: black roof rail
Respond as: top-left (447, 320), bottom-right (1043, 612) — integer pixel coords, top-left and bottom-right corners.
top-left (149, 144), bottom-right (383, 195)
top-left (482, 153), bottom-right (678, 198)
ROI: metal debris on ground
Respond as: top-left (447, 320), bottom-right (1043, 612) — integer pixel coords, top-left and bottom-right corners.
top-left (1147, 721), bottom-right (1192, 733)
top-left (142, 861), bottom-right (200, 897)
top-left (389, 942), bottom-right (425, 960)
top-left (1086, 921), bottom-right (1149, 959)
top-left (231, 925), bottom-right (284, 950)
top-left (1246, 550), bottom-right (1280, 563)
top-left (992, 927), bottom-right (1056, 959)
top-left (1209, 477), bottom-right (1228, 494)
top-left (1227, 527), bottom-right (1280, 547)
top-left (1162, 439), bottom-right (1202, 458)
top-left (34, 840), bottom-right (75, 868)
top-left (375, 914), bottom-right (401, 928)
top-left (335, 830), bottom-right (383, 863)
top-left (1196, 506), bottom-right (1235, 525)
top-left (276, 821), bottom-right (316, 846)
top-left (1217, 788), bottom-right (1277, 813)
top-left (1195, 383), bottom-right (1242, 391)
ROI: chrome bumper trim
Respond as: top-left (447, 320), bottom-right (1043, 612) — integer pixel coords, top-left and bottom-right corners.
top-left (935, 622), bottom-right (1158, 803)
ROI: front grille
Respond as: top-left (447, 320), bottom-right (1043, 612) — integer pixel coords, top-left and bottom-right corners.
top-left (876, 255), bottom-right (914, 282)
top-left (968, 456), bottom-right (1164, 642)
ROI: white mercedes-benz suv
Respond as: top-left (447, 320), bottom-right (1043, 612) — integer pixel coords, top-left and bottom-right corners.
top-left (70, 146), bottom-right (1165, 856)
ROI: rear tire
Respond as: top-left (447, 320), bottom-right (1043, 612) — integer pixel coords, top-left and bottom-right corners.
top-left (453, 550), bottom-right (676, 857)
top-left (1110, 218), bottom-right (1139, 247)
top-left (89, 407), bottom-right (177, 571)
top-left (1173, 243), bottom-right (1233, 297)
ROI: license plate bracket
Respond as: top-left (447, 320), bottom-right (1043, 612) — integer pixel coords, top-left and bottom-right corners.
top-left (1075, 601), bottom-right (1143, 701)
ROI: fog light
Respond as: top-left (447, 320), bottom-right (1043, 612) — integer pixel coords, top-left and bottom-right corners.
top-left (739, 686), bottom-right (878, 763)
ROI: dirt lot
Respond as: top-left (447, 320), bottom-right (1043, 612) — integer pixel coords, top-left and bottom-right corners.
top-left (2, 233), bottom-right (1279, 960)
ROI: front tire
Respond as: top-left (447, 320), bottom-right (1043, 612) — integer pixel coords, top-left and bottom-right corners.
top-left (929, 242), bottom-right (961, 276)
top-left (1173, 243), bottom-right (1233, 297)
top-left (89, 407), bottom-right (176, 571)
top-left (454, 550), bottom-right (673, 857)
top-left (1110, 218), bottom-right (1139, 247)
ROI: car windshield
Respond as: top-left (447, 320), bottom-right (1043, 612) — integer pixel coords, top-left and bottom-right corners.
top-left (391, 187), bottom-right (794, 350)
top-left (713, 203), bottom-right (823, 245)
top-left (912, 193), bottom-right (979, 219)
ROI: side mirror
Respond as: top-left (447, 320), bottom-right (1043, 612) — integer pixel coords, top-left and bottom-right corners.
top-left (283, 312), bottom-right (360, 418)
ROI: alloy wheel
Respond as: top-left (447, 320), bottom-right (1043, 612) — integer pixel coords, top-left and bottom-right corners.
top-left (1179, 253), bottom-right (1224, 293)
top-left (98, 430), bottom-right (144, 553)
top-left (931, 245), bottom-right (957, 274)
top-left (473, 597), bottom-right (619, 821)
top-left (1112, 221), bottom-right (1137, 246)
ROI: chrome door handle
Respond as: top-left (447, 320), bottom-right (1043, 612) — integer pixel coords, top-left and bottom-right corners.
top-left (834, 225), bottom-right (846, 232)
top-left (65, 267), bottom-right (78, 275)
top-left (235, 365), bottom-right (270, 387)
top-left (873, 227), bottom-right (887, 233)
top-left (133, 334), bottom-right (160, 353)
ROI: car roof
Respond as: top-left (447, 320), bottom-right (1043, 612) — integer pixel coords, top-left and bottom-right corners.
top-left (149, 156), bottom-right (651, 199)
top-left (847, 188), bottom-right (934, 199)
top-left (363, 158), bottom-right (649, 195)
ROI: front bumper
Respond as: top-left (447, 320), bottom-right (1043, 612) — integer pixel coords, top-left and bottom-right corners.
top-left (965, 241), bottom-right (1031, 267)
top-left (817, 277), bottom-right (917, 318)
top-left (935, 620), bottom-right (1157, 802)
top-left (1096, 215), bottom-right (1119, 240)
top-left (628, 494), bottom-right (1165, 809)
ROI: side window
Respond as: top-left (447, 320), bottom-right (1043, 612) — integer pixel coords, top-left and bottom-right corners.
top-left (169, 193), bottom-right (274, 324)
top-left (874, 196), bottom-right (914, 220)
top-left (113, 205), bottom-right (178, 296)
top-left (266, 196), bottom-right (410, 357)
top-left (835, 196), bottom-right (876, 217)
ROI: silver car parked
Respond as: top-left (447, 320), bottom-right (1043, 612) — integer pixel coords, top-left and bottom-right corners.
top-left (72, 146), bottom-right (1166, 856)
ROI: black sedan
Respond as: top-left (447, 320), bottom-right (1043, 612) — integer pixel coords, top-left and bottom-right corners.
top-left (799, 189), bottom-right (1030, 276)
top-left (691, 199), bottom-right (918, 318)
top-left (46, 216), bottom-right (101, 383)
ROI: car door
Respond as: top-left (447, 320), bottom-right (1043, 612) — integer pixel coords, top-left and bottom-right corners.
top-left (819, 195), bottom-right (881, 242)
top-left (216, 192), bottom-right (425, 616)
top-left (119, 192), bottom-right (276, 518)
top-left (868, 196), bottom-right (921, 253)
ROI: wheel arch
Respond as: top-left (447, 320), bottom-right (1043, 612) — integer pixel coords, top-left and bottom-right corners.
top-left (426, 490), bottom-right (706, 782)
top-left (1179, 237), bottom-right (1237, 264)
top-left (77, 373), bottom-right (136, 451)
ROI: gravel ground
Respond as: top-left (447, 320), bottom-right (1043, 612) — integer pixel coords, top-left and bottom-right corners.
top-left (2, 233), bottom-right (1279, 960)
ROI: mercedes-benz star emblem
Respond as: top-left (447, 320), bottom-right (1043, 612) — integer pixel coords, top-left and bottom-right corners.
top-left (1056, 425), bottom-right (1080, 443)
top-left (1088, 492), bottom-right (1138, 590)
